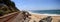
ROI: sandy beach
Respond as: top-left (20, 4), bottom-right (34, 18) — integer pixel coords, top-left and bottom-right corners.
top-left (28, 12), bottom-right (60, 22)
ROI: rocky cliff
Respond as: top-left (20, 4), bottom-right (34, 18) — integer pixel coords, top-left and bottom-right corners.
top-left (0, 0), bottom-right (19, 16)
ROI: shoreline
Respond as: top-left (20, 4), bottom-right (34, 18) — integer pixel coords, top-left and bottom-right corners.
top-left (28, 11), bottom-right (60, 16)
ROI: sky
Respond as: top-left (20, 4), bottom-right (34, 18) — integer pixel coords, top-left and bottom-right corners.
top-left (11, 0), bottom-right (60, 10)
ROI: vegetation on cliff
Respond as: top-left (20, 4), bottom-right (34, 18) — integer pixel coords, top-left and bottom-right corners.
top-left (0, 0), bottom-right (19, 16)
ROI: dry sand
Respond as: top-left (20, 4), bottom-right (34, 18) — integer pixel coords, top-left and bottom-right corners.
top-left (29, 13), bottom-right (60, 22)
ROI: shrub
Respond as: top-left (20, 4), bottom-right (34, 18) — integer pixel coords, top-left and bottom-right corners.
top-left (0, 10), bottom-right (3, 16)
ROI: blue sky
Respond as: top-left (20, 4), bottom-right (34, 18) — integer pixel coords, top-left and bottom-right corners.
top-left (11, 0), bottom-right (60, 10)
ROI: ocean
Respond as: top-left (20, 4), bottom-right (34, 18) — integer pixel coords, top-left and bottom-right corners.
top-left (29, 10), bottom-right (60, 14)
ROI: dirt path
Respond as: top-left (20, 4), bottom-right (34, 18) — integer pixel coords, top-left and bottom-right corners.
top-left (11, 13), bottom-right (25, 22)
top-left (0, 12), bottom-right (19, 22)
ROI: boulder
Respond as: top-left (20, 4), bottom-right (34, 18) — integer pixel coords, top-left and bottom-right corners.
top-left (39, 16), bottom-right (52, 22)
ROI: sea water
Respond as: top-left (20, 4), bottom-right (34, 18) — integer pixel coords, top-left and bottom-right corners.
top-left (28, 10), bottom-right (60, 16)
top-left (29, 10), bottom-right (60, 14)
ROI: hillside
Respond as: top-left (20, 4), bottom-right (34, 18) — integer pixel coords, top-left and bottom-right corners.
top-left (0, 0), bottom-right (19, 16)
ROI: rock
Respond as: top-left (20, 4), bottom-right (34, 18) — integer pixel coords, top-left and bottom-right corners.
top-left (21, 11), bottom-right (31, 22)
top-left (39, 16), bottom-right (52, 22)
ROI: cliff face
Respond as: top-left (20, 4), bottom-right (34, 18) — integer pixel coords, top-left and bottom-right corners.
top-left (0, 0), bottom-right (19, 16)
